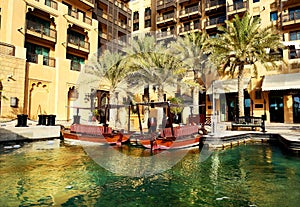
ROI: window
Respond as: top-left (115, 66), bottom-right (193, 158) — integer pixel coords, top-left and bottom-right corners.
top-left (253, 0), bottom-right (260, 3)
top-left (289, 7), bottom-right (300, 21)
top-left (133, 22), bottom-right (139, 31)
top-left (68, 30), bottom-right (85, 46)
top-left (25, 43), bottom-right (50, 65)
top-left (145, 7), bottom-right (151, 17)
top-left (290, 30), bottom-right (300, 41)
top-left (133, 11), bottom-right (139, 20)
top-left (270, 12), bottom-right (278, 21)
top-left (67, 54), bottom-right (85, 71)
top-left (145, 19), bottom-right (151, 28)
top-left (26, 15), bottom-right (51, 36)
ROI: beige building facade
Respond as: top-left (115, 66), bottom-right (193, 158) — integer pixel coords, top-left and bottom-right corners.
top-left (0, 0), bottom-right (132, 122)
top-left (129, 0), bottom-right (300, 124)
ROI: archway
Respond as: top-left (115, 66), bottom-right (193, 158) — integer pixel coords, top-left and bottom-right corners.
top-left (67, 86), bottom-right (78, 121)
top-left (29, 82), bottom-right (49, 120)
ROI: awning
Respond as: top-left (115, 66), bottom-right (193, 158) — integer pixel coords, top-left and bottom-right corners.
top-left (262, 73), bottom-right (300, 91)
top-left (206, 78), bottom-right (250, 94)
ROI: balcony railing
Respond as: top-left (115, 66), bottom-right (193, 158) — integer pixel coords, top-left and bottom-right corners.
top-left (43, 56), bottom-right (56, 67)
top-left (205, 16), bottom-right (226, 27)
top-left (282, 11), bottom-right (300, 24)
top-left (289, 49), bottom-right (300, 59)
top-left (84, 16), bottom-right (92, 25)
top-left (70, 61), bottom-right (81, 71)
top-left (157, 0), bottom-right (176, 11)
top-left (26, 20), bottom-right (57, 40)
top-left (205, 0), bottom-right (226, 9)
top-left (179, 26), bottom-right (191, 33)
top-left (227, 1), bottom-right (247, 13)
top-left (157, 13), bottom-right (175, 22)
top-left (69, 10), bottom-right (79, 19)
top-left (157, 30), bottom-right (176, 39)
top-left (0, 42), bottom-right (15, 56)
top-left (179, 5), bottom-right (200, 17)
top-left (34, 0), bottom-right (58, 10)
top-left (26, 53), bottom-right (38, 63)
top-left (67, 35), bottom-right (90, 51)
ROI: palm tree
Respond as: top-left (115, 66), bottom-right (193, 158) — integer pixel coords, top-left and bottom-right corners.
top-left (169, 32), bottom-right (209, 114)
top-left (85, 50), bottom-right (133, 128)
top-left (208, 13), bottom-right (283, 117)
top-left (125, 36), bottom-right (185, 127)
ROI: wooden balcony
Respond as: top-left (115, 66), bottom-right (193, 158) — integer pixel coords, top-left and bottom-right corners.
top-left (205, 16), bottom-right (226, 30)
top-left (282, 12), bottom-right (300, 28)
top-left (205, 0), bottom-right (226, 12)
top-left (26, 20), bottom-right (57, 43)
top-left (156, 0), bottom-right (176, 12)
top-left (67, 35), bottom-right (90, 53)
top-left (227, 1), bottom-right (248, 16)
top-left (157, 13), bottom-right (176, 26)
top-left (179, 5), bottom-right (201, 20)
top-left (156, 30), bottom-right (176, 40)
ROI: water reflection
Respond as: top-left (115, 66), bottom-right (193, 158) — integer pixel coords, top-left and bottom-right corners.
top-left (0, 141), bottom-right (300, 206)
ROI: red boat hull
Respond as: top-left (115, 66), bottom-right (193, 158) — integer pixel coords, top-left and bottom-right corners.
top-left (62, 129), bottom-right (130, 145)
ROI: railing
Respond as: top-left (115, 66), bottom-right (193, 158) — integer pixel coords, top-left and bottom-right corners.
top-left (70, 61), bottom-right (81, 71)
top-left (157, 30), bottom-right (176, 39)
top-left (67, 35), bottom-right (90, 51)
top-left (26, 53), bottom-right (38, 63)
top-left (227, 1), bottom-right (247, 12)
top-left (34, 0), bottom-right (58, 10)
top-left (282, 11), bottom-right (300, 23)
top-left (26, 20), bottom-right (57, 40)
top-left (43, 56), bottom-right (56, 67)
top-left (0, 42), bottom-right (15, 56)
top-left (157, 13), bottom-right (175, 22)
top-left (97, 10), bottom-right (108, 19)
top-left (179, 26), bottom-right (190, 33)
top-left (84, 16), bottom-right (92, 25)
top-left (69, 10), bottom-right (79, 19)
top-left (157, 0), bottom-right (176, 10)
top-left (205, 16), bottom-right (226, 27)
top-left (205, 0), bottom-right (226, 9)
top-left (289, 49), bottom-right (300, 59)
top-left (179, 5), bottom-right (200, 16)
top-left (194, 22), bottom-right (201, 30)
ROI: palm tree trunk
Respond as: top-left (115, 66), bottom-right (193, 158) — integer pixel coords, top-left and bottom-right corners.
top-left (238, 64), bottom-right (245, 117)
top-left (157, 87), bottom-right (164, 129)
top-left (192, 87), bottom-right (199, 115)
top-left (109, 91), bottom-right (117, 128)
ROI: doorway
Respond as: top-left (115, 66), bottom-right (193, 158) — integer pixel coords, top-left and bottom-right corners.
top-left (293, 95), bottom-right (300, 123)
top-left (269, 95), bottom-right (284, 123)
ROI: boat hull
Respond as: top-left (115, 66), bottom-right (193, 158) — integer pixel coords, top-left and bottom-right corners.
top-left (62, 130), bottom-right (130, 145)
top-left (139, 134), bottom-right (202, 150)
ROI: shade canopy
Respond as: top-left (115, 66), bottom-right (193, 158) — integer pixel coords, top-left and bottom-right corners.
top-left (262, 73), bottom-right (300, 91)
top-left (206, 78), bottom-right (250, 94)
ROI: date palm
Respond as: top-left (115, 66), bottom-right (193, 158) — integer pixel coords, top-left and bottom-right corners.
top-left (84, 50), bottom-right (132, 128)
top-left (169, 32), bottom-right (209, 114)
top-left (208, 13), bottom-right (283, 117)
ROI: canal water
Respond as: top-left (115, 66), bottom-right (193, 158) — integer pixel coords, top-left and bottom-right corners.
top-left (0, 140), bottom-right (300, 207)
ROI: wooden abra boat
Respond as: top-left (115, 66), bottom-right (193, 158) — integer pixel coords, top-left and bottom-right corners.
top-left (62, 124), bottom-right (130, 145)
top-left (139, 125), bottom-right (201, 150)
top-left (132, 101), bottom-right (203, 150)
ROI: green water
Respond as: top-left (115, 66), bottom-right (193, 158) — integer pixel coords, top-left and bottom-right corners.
top-left (0, 141), bottom-right (300, 207)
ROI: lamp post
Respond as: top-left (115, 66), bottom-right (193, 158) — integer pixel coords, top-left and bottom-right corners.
top-left (211, 80), bottom-right (217, 135)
